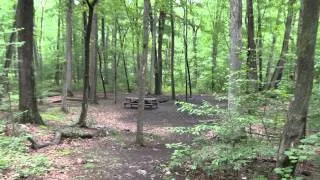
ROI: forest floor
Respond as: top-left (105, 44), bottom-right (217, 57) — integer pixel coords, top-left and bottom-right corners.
top-left (20, 93), bottom-right (225, 180)
top-left (1, 93), bottom-right (319, 179)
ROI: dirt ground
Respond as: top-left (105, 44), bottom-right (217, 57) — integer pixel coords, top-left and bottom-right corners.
top-left (28, 93), bottom-right (215, 180)
top-left (2, 93), bottom-right (318, 179)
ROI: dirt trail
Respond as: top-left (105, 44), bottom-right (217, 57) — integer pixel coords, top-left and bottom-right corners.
top-left (36, 94), bottom-right (215, 180)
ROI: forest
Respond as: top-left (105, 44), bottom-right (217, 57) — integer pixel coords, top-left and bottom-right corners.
top-left (0, 0), bottom-right (320, 179)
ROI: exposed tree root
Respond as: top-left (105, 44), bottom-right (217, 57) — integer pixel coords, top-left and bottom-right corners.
top-left (27, 127), bottom-right (111, 150)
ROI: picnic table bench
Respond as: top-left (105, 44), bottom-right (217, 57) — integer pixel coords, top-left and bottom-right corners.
top-left (123, 97), bottom-right (158, 109)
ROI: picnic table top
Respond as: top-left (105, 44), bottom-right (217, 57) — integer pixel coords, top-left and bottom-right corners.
top-left (125, 97), bottom-right (157, 101)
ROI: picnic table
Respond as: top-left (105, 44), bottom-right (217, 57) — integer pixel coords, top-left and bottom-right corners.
top-left (123, 97), bottom-right (158, 109)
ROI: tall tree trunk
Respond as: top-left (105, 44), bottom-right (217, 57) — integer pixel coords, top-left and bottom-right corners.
top-left (136, 0), bottom-right (150, 146)
top-left (257, 0), bottom-right (263, 91)
top-left (16, 0), bottom-right (44, 125)
top-left (264, 3), bottom-right (282, 85)
top-left (147, 1), bottom-right (155, 95)
top-left (211, 0), bottom-right (223, 92)
top-left (228, 0), bottom-right (242, 112)
top-left (184, 1), bottom-right (192, 99)
top-left (246, 0), bottom-right (258, 92)
top-left (101, 17), bottom-right (109, 85)
top-left (170, 0), bottom-right (175, 100)
top-left (155, 10), bottom-right (165, 95)
top-left (267, 0), bottom-right (297, 89)
top-left (276, 0), bottom-right (320, 172)
top-left (192, 24), bottom-right (199, 88)
top-left (62, 0), bottom-right (74, 112)
top-left (55, 0), bottom-right (62, 86)
top-left (38, 0), bottom-right (45, 82)
top-left (119, 27), bottom-right (131, 93)
top-left (3, 7), bottom-right (16, 77)
top-left (97, 49), bottom-right (106, 97)
top-left (151, 11), bottom-right (158, 95)
top-left (78, 0), bottom-right (98, 128)
top-left (112, 19), bottom-right (118, 104)
top-left (89, 13), bottom-right (98, 104)
top-left (4, 29), bottom-right (15, 77)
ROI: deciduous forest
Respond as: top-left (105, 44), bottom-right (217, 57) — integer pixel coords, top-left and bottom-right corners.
top-left (0, 0), bottom-right (320, 179)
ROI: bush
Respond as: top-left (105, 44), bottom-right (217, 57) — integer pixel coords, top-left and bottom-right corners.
top-left (0, 121), bottom-right (51, 178)
top-left (167, 99), bottom-right (277, 177)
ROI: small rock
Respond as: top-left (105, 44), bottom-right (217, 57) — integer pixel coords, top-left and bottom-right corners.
top-left (76, 158), bottom-right (85, 164)
top-left (136, 169), bottom-right (147, 176)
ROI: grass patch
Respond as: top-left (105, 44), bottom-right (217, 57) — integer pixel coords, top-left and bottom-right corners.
top-left (40, 107), bottom-right (66, 121)
top-left (56, 148), bottom-right (73, 156)
top-left (83, 163), bottom-right (95, 169)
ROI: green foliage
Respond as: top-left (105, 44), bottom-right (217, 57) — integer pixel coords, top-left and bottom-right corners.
top-left (176, 101), bottom-right (218, 117)
top-left (84, 162), bottom-right (95, 169)
top-left (274, 133), bottom-right (320, 179)
top-left (168, 99), bottom-right (278, 177)
top-left (40, 107), bottom-right (66, 121)
top-left (309, 84), bottom-right (320, 132)
top-left (0, 121), bottom-right (51, 177)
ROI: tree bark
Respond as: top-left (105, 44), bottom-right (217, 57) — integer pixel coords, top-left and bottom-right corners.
top-left (55, 0), bottom-right (62, 86)
top-left (184, 0), bottom-right (192, 99)
top-left (276, 0), bottom-right (320, 172)
top-left (89, 13), bottom-right (98, 104)
top-left (170, 0), bottom-right (175, 100)
top-left (112, 19), bottom-right (118, 104)
top-left (136, 0), bottom-right (150, 146)
top-left (101, 17), bottom-right (109, 86)
top-left (246, 0), bottom-right (258, 92)
top-left (151, 11), bottom-right (158, 95)
top-left (147, 2), bottom-right (156, 95)
top-left (155, 10), bottom-right (165, 95)
top-left (16, 0), bottom-right (44, 125)
top-left (62, 0), bottom-right (74, 112)
top-left (228, 0), bottom-right (242, 112)
top-left (78, 0), bottom-right (98, 128)
top-left (267, 0), bottom-right (297, 89)
top-left (257, 0), bottom-right (263, 91)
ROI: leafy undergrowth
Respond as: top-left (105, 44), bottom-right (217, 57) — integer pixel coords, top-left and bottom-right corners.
top-left (40, 107), bottom-right (66, 122)
top-left (0, 121), bottom-right (51, 179)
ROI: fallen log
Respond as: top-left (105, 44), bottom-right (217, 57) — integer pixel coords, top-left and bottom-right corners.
top-left (27, 127), bottom-right (111, 150)
top-left (50, 97), bottom-right (83, 103)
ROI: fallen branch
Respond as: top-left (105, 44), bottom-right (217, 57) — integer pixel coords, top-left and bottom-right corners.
top-left (27, 127), bottom-right (111, 150)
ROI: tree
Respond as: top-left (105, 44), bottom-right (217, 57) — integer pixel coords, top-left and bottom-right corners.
top-left (276, 0), bottom-right (320, 172)
top-left (170, 0), bottom-right (176, 100)
top-left (55, 0), bottom-right (62, 86)
top-left (148, 1), bottom-right (157, 95)
top-left (246, 0), bottom-right (258, 91)
top-left (228, 0), bottom-right (242, 111)
top-left (155, 10), bottom-right (165, 95)
top-left (136, 0), bottom-right (150, 145)
top-left (16, 0), bottom-right (44, 125)
top-left (62, 0), bottom-right (74, 112)
top-left (267, 0), bottom-right (297, 89)
top-left (78, 0), bottom-right (99, 128)
top-left (183, 0), bottom-right (192, 100)
top-left (89, 13), bottom-right (98, 104)
top-left (211, 0), bottom-right (224, 92)
top-left (112, 18), bottom-right (118, 104)
top-left (264, 0), bottom-right (283, 85)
